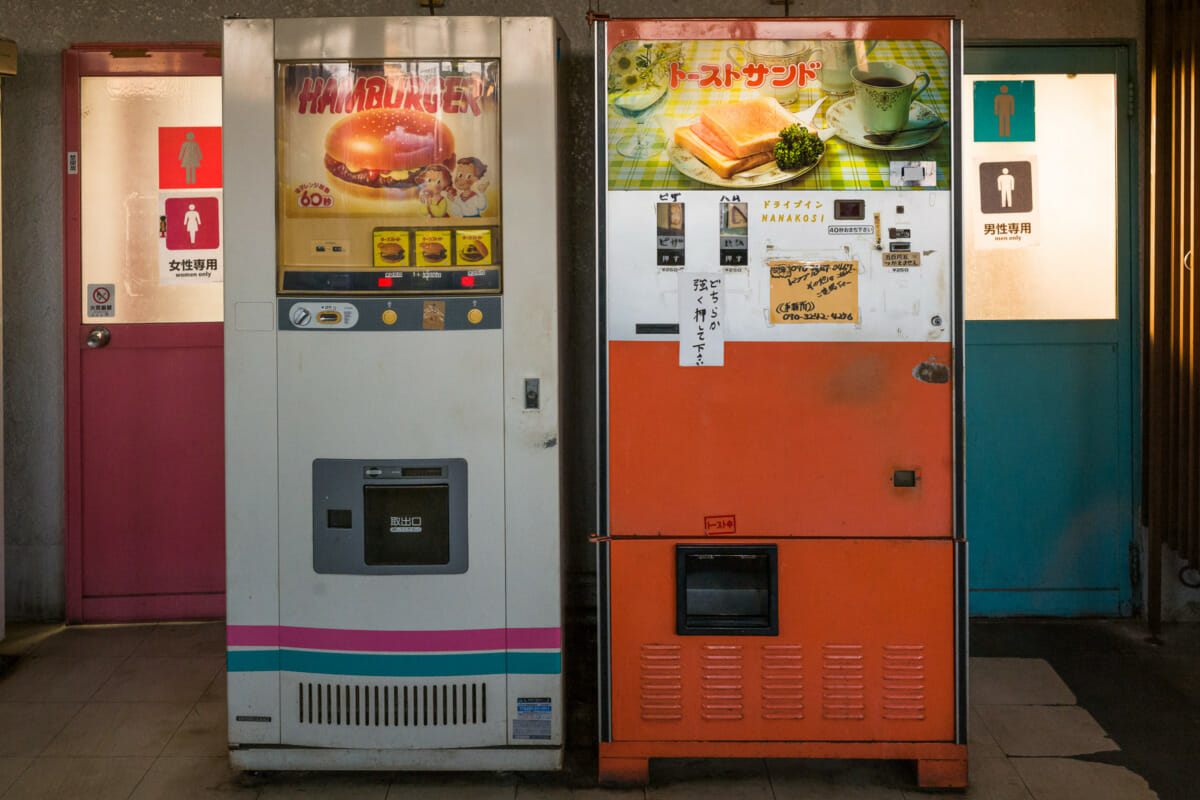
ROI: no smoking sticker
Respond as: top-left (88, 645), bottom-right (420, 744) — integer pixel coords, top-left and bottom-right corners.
top-left (87, 284), bottom-right (115, 318)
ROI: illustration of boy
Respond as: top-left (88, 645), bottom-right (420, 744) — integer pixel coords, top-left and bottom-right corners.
top-left (447, 157), bottom-right (490, 218)
top-left (418, 165), bottom-right (452, 218)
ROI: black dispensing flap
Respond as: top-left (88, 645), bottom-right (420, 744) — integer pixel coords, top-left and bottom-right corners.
top-left (676, 545), bottom-right (778, 636)
top-left (363, 485), bottom-right (450, 566)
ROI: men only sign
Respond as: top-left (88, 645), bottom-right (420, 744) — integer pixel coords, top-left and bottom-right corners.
top-left (157, 126), bottom-right (223, 284)
top-left (972, 155), bottom-right (1040, 248)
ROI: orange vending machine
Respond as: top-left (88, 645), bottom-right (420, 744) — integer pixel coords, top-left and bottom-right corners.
top-left (595, 17), bottom-right (966, 788)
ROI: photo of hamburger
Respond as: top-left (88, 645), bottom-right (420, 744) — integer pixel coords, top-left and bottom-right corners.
top-left (377, 241), bottom-right (406, 263)
top-left (420, 240), bottom-right (448, 263)
top-left (460, 240), bottom-right (489, 263)
top-left (323, 108), bottom-right (456, 192)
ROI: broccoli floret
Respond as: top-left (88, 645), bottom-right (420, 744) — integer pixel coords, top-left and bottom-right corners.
top-left (773, 124), bottom-right (824, 170)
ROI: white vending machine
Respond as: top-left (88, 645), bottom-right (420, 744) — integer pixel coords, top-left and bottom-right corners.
top-left (222, 16), bottom-right (565, 771)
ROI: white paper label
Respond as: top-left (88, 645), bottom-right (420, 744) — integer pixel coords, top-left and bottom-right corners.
top-left (679, 273), bottom-right (724, 367)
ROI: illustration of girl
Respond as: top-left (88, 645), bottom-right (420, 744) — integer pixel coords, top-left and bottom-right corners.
top-left (418, 165), bottom-right (452, 218)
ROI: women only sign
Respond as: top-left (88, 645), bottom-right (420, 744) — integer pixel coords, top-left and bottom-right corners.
top-left (157, 126), bottom-right (223, 284)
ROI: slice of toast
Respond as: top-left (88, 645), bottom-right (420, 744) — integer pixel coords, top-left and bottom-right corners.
top-left (675, 123), bottom-right (773, 179)
top-left (699, 97), bottom-right (796, 159)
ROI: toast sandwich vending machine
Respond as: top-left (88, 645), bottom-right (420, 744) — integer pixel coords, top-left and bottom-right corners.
top-left (222, 16), bottom-right (566, 771)
top-left (596, 17), bottom-right (967, 788)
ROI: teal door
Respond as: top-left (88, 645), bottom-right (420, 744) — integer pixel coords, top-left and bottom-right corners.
top-left (964, 44), bottom-right (1138, 616)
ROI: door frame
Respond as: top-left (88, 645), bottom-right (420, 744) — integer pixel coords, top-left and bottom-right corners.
top-left (963, 40), bottom-right (1142, 614)
top-left (62, 43), bottom-right (221, 622)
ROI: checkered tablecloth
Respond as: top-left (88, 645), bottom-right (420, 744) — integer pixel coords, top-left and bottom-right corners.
top-left (606, 39), bottom-right (951, 191)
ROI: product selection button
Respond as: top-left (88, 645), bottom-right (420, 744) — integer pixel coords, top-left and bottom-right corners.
top-left (381, 309), bottom-right (398, 325)
top-left (467, 308), bottom-right (484, 325)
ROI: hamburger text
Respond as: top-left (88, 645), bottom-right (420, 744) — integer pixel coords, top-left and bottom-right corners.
top-left (297, 75), bottom-right (484, 117)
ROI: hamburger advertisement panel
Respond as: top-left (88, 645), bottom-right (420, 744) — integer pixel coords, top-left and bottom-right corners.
top-left (276, 59), bottom-right (500, 280)
top-left (604, 23), bottom-right (951, 192)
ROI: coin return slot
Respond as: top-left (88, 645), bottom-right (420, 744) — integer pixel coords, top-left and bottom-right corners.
top-left (401, 467), bottom-right (445, 478)
top-left (635, 323), bottom-right (681, 335)
top-left (317, 311), bottom-right (343, 324)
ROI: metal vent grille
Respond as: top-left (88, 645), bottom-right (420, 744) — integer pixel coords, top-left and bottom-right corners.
top-left (761, 643), bottom-right (804, 720)
top-left (297, 682), bottom-right (486, 727)
top-left (881, 644), bottom-right (926, 720)
top-left (639, 643), bottom-right (682, 721)
top-left (822, 643), bottom-right (865, 720)
top-left (700, 644), bottom-right (744, 721)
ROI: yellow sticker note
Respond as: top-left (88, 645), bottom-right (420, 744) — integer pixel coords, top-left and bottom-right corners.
top-left (769, 260), bottom-right (858, 323)
top-left (372, 229), bottom-right (410, 267)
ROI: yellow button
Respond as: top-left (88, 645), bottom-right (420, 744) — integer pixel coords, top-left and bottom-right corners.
top-left (381, 309), bottom-right (398, 325)
top-left (467, 308), bottom-right (484, 325)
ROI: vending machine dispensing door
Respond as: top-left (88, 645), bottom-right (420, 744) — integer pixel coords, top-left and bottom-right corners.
top-left (223, 16), bottom-right (566, 771)
top-left (595, 16), bottom-right (967, 788)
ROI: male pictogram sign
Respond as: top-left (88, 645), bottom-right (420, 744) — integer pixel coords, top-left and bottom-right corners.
top-left (972, 81), bottom-right (1035, 142)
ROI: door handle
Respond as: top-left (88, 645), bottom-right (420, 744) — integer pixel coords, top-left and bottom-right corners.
top-left (86, 327), bottom-right (111, 348)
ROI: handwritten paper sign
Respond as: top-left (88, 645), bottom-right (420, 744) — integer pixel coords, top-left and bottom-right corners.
top-left (679, 273), bottom-right (724, 366)
top-left (768, 260), bottom-right (858, 323)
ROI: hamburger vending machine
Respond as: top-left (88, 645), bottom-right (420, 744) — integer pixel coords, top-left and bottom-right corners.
top-left (222, 16), bottom-right (565, 770)
top-left (596, 17), bottom-right (967, 788)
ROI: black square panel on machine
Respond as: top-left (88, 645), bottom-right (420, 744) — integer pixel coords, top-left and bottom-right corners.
top-left (364, 485), bottom-right (451, 566)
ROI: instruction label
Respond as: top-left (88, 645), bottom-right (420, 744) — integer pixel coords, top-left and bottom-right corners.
top-left (769, 260), bottom-right (858, 323)
top-left (883, 252), bottom-right (921, 268)
top-left (679, 273), bottom-right (724, 366)
top-left (513, 697), bottom-right (552, 741)
top-left (704, 515), bottom-right (737, 536)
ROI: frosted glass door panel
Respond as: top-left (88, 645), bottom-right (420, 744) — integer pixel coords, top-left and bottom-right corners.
top-left (80, 76), bottom-right (222, 323)
top-left (965, 74), bottom-right (1116, 320)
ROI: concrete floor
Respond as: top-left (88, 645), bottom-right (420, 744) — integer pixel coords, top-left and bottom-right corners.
top-left (0, 619), bottom-right (1191, 799)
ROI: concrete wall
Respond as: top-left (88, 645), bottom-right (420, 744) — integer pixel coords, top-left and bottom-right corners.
top-left (1, 1), bottom-right (1144, 619)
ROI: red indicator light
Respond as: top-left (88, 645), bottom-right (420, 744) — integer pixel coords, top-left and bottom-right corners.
top-left (461, 276), bottom-right (476, 287)
top-left (377, 277), bottom-right (393, 287)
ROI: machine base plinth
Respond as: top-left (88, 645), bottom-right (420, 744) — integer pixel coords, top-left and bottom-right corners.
top-left (597, 755), bottom-right (650, 785)
top-left (598, 742), bottom-right (967, 789)
top-left (917, 757), bottom-right (969, 788)
top-left (231, 745), bottom-right (562, 772)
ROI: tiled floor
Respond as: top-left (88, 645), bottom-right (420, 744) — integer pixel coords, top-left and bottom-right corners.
top-left (0, 621), bottom-right (1166, 799)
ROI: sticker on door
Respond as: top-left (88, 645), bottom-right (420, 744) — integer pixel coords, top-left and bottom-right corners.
top-left (87, 284), bottom-right (115, 317)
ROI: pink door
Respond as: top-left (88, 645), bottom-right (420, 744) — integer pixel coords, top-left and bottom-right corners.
top-left (63, 44), bottom-right (224, 622)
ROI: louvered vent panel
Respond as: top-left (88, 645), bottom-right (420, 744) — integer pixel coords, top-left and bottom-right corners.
top-left (297, 681), bottom-right (486, 727)
top-left (881, 644), bottom-right (926, 721)
top-left (700, 644), bottom-right (744, 721)
top-left (822, 643), bottom-right (865, 721)
top-left (761, 643), bottom-right (804, 720)
top-left (640, 643), bottom-right (683, 721)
